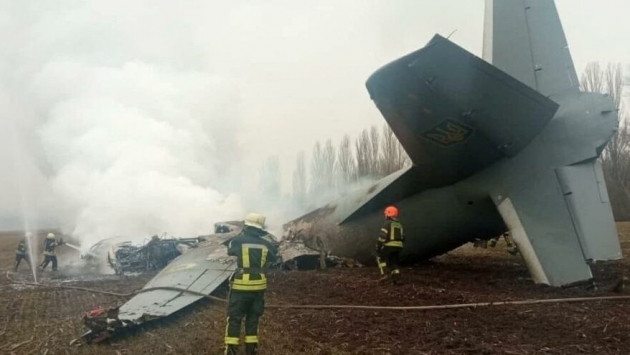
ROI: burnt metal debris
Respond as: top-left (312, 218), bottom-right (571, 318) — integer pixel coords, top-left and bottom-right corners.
top-left (76, 223), bottom-right (359, 343)
top-left (107, 235), bottom-right (204, 275)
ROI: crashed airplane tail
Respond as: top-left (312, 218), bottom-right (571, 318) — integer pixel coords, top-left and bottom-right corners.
top-left (284, 0), bottom-right (621, 287)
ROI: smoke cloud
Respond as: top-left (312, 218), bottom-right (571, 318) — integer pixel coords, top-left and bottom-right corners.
top-left (36, 61), bottom-right (244, 247)
top-left (0, 2), bottom-right (254, 248)
top-left (0, 0), bottom-right (626, 249)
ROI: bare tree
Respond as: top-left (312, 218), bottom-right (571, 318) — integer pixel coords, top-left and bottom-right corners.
top-left (323, 139), bottom-right (336, 189)
top-left (337, 134), bottom-right (355, 184)
top-left (310, 141), bottom-right (325, 196)
top-left (260, 155), bottom-right (280, 198)
top-left (355, 129), bottom-right (370, 179)
top-left (605, 63), bottom-right (624, 108)
top-left (600, 63), bottom-right (626, 178)
top-left (581, 62), bottom-right (604, 93)
top-left (292, 151), bottom-right (307, 208)
top-left (582, 61), bottom-right (630, 220)
top-left (381, 124), bottom-right (394, 175)
top-left (369, 126), bottom-right (380, 177)
top-left (380, 124), bottom-right (411, 176)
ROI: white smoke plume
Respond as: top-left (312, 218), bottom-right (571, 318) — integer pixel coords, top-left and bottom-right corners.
top-left (0, 0), bottom-right (480, 248)
top-left (3, 0), bottom-right (624, 251)
top-left (0, 2), bottom-right (253, 249)
top-left (36, 62), bottom-right (245, 248)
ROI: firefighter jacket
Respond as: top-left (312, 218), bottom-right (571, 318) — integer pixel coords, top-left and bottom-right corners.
top-left (43, 239), bottom-right (62, 256)
top-left (16, 241), bottom-right (27, 255)
top-left (378, 218), bottom-right (405, 249)
top-left (228, 227), bottom-right (278, 292)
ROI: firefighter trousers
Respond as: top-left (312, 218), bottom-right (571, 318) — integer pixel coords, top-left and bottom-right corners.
top-left (14, 254), bottom-right (30, 271)
top-left (40, 255), bottom-right (58, 271)
top-left (379, 246), bottom-right (402, 283)
top-left (225, 290), bottom-right (265, 352)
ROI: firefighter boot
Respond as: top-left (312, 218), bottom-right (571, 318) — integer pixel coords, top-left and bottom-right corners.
top-left (224, 345), bottom-right (238, 355)
top-left (246, 343), bottom-right (259, 355)
top-left (391, 269), bottom-right (401, 285)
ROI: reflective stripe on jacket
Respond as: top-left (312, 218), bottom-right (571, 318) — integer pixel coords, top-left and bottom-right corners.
top-left (228, 227), bottom-right (278, 292)
top-left (378, 219), bottom-right (404, 248)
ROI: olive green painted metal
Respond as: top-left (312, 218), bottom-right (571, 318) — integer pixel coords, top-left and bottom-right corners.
top-left (283, 0), bottom-right (621, 287)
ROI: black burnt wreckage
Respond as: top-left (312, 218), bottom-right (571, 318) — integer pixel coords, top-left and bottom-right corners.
top-left (77, 221), bottom-right (354, 344)
top-left (74, 0), bottom-right (625, 347)
top-left (107, 236), bottom-right (204, 275)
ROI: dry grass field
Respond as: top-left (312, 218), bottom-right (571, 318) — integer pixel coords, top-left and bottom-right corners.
top-left (1, 225), bottom-right (630, 354)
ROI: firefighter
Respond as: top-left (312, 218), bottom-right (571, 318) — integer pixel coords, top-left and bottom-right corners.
top-left (14, 233), bottom-right (31, 272)
top-left (224, 213), bottom-right (278, 355)
top-left (215, 223), bottom-right (230, 234)
top-left (489, 231), bottom-right (518, 255)
top-left (39, 233), bottom-right (64, 271)
top-left (376, 206), bottom-right (405, 284)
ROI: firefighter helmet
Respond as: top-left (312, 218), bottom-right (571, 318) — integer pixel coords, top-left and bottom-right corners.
top-left (46, 232), bottom-right (56, 239)
top-left (384, 206), bottom-right (398, 218)
top-left (244, 213), bottom-right (266, 230)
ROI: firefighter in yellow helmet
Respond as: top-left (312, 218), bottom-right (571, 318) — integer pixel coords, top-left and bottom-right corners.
top-left (39, 233), bottom-right (65, 271)
top-left (376, 206), bottom-right (405, 284)
top-left (224, 213), bottom-right (278, 355)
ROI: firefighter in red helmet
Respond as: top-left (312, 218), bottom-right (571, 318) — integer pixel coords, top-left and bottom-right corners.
top-left (376, 206), bottom-right (405, 284)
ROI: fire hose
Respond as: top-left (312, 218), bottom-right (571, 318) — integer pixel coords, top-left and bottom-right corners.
top-left (6, 271), bottom-right (630, 311)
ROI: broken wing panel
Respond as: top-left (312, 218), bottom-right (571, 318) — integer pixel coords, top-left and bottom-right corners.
top-left (118, 238), bottom-right (236, 321)
top-left (556, 161), bottom-right (622, 261)
top-left (366, 35), bottom-right (558, 187)
top-left (496, 170), bottom-right (592, 286)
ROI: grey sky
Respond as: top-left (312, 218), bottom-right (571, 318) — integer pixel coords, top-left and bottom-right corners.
top-left (0, 0), bottom-right (628, 233)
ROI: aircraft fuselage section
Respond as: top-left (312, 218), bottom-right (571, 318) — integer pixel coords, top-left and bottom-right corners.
top-left (283, 91), bottom-right (618, 269)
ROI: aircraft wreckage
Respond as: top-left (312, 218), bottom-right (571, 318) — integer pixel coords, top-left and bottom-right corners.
top-left (285, 0), bottom-right (622, 287)
top-left (77, 223), bottom-right (356, 343)
top-left (78, 0), bottom-right (622, 343)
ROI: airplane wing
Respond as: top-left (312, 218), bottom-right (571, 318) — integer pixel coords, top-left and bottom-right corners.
top-left (118, 232), bottom-right (236, 322)
top-left (483, 0), bottom-right (580, 98)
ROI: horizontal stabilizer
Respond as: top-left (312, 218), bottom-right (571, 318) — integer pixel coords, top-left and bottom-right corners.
top-left (495, 165), bottom-right (617, 286)
top-left (497, 170), bottom-right (592, 286)
top-left (367, 35), bottom-right (559, 187)
top-left (556, 160), bottom-right (622, 261)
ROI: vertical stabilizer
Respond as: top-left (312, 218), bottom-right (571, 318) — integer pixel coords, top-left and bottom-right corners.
top-left (483, 0), bottom-right (579, 97)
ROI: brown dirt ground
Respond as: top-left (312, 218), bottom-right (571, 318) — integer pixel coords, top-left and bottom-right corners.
top-left (1, 226), bottom-right (630, 355)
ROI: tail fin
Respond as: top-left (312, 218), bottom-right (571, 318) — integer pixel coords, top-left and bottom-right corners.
top-left (366, 35), bottom-right (558, 187)
top-left (483, 0), bottom-right (580, 97)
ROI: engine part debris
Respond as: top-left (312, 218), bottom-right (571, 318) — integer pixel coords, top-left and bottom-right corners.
top-left (107, 235), bottom-right (204, 275)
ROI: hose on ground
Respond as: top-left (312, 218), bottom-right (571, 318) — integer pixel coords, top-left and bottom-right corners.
top-left (6, 271), bottom-right (630, 311)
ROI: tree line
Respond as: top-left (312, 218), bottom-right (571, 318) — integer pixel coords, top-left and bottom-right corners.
top-left (260, 62), bottom-right (628, 218)
top-left (259, 124), bottom-right (411, 211)
top-left (296, 124), bottom-right (411, 209)
top-left (581, 62), bottom-right (630, 220)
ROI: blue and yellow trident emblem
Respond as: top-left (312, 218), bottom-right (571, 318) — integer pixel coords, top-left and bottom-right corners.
top-left (422, 119), bottom-right (474, 147)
